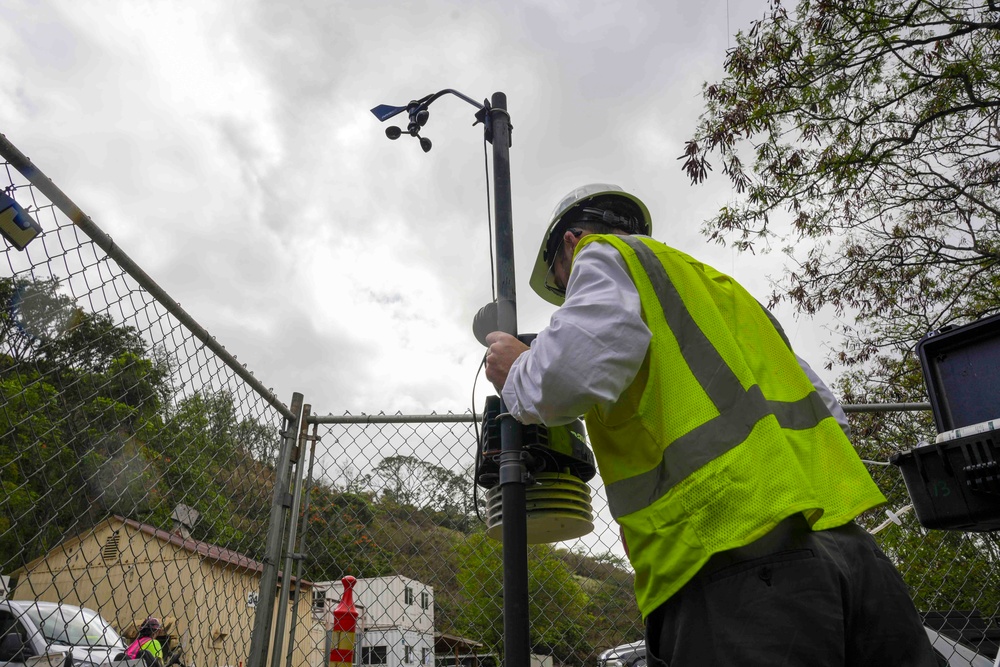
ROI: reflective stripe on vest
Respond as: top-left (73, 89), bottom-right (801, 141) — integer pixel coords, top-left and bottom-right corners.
top-left (602, 236), bottom-right (832, 519)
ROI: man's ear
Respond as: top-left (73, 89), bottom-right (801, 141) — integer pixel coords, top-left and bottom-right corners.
top-left (564, 228), bottom-right (585, 252)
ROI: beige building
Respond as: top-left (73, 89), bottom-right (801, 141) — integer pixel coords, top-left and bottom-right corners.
top-left (11, 516), bottom-right (324, 667)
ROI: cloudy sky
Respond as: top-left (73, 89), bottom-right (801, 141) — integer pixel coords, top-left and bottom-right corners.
top-left (0, 0), bottom-right (842, 418)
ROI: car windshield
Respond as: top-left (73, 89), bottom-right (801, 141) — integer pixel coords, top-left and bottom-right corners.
top-left (22, 605), bottom-right (123, 648)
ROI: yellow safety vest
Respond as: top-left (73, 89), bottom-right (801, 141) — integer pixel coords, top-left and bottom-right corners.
top-left (577, 234), bottom-right (886, 618)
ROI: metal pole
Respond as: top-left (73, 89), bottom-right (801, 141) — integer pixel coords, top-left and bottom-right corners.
top-left (489, 91), bottom-right (530, 667)
top-left (271, 405), bottom-right (313, 667)
top-left (285, 421), bottom-right (319, 667)
top-left (248, 392), bottom-right (304, 667)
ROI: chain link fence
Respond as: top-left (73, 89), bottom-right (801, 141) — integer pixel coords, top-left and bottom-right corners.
top-left (289, 414), bottom-right (640, 667)
top-left (1, 135), bottom-right (302, 667)
top-left (3, 131), bottom-right (999, 667)
top-left (850, 404), bottom-right (1000, 663)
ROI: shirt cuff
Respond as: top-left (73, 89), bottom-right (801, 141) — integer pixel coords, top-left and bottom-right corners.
top-left (501, 352), bottom-right (541, 425)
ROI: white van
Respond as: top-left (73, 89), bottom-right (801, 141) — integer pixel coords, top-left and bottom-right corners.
top-left (0, 601), bottom-right (126, 667)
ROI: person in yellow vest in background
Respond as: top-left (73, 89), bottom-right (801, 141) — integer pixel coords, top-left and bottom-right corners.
top-left (124, 617), bottom-right (164, 667)
top-left (484, 184), bottom-right (938, 666)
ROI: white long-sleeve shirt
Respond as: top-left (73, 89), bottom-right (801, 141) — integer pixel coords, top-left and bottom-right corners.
top-left (502, 241), bottom-right (850, 432)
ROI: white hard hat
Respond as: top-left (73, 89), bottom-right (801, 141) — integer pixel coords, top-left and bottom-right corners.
top-left (528, 183), bottom-right (651, 305)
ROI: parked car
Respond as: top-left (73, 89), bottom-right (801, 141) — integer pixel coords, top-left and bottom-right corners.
top-left (596, 628), bottom-right (994, 667)
top-left (926, 626), bottom-right (994, 667)
top-left (597, 640), bottom-right (645, 667)
top-left (0, 601), bottom-right (126, 667)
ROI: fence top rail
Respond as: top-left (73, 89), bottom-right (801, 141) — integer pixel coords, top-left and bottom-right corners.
top-left (309, 403), bottom-right (932, 425)
top-left (0, 132), bottom-right (295, 421)
top-left (842, 402), bottom-right (930, 413)
top-left (310, 413), bottom-right (478, 424)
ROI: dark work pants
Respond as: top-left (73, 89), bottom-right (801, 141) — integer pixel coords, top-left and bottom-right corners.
top-left (644, 515), bottom-right (939, 667)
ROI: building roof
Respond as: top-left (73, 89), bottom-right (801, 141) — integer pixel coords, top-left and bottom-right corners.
top-left (14, 516), bottom-right (311, 589)
top-left (117, 516), bottom-right (248, 571)
top-left (114, 516), bottom-right (312, 588)
top-left (434, 632), bottom-right (484, 653)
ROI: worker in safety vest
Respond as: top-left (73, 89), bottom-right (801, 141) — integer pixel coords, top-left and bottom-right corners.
top-left (484, 184), bottom-right (937, 666)
top-left (124, 617), bottom-right (164, 667)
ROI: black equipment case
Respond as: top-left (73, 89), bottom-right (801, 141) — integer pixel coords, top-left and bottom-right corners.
top-left (890, 312), bottom-right (1000, 531)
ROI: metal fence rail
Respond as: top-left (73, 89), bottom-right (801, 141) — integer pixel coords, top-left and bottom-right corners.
top-left (2, 131), bottom-right (998, 667)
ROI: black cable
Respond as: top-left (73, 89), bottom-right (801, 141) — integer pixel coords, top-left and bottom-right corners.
top-left (469, 131), bottom-right (496, 526)
top-left (471, 351), bottom-right (487, 525)
top-left (483, 133), bottom-right (496, 302)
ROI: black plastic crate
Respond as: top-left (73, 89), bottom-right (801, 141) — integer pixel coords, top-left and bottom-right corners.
top-left (890, 433), bottom-right (1000, 531)
top-left (916, 312), bottom-right (1000, 433)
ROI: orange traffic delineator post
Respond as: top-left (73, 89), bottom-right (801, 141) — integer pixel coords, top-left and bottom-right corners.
top-left (330, 576), bottom-right (358, 667)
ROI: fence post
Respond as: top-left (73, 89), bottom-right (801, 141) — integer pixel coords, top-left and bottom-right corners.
top-left (248, 392), bottom-right (305, 667)
top-left (285, 417), bottom-right (320, 667)
top-left (270, 405), bottom-right (313, 667)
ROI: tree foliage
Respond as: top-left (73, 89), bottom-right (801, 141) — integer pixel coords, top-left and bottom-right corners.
top-left (1, 278), bottom-right (158, 377)
top-left (360, 454), bottom-right (477, 530)
top-left (0, 277), bottom-right (276, 564)
top-left (455, 534), bottom-right (596, 667)
top-left (683, 0), bottom-right (1000, 365)
top-left (302, 489), bottom-right (394, 581)
top-left (0, 277), bottom-right (174, 563)
top-left (682, 2), bottom-right (1000, 626)
top-left (146, 391), bottom-right (280, 553)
